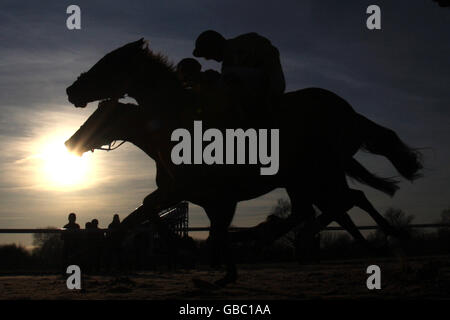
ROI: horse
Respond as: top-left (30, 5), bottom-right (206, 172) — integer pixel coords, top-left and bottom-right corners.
top-left (64, 101), bottom-right (399, 249)
top-left (65, 39), bottom-right (422, 286)
top-left (66, 100), bottom-right (416, 285)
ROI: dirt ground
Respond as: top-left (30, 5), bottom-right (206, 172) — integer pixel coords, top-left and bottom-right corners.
top-left (1, 255), bottom-right (450, 300)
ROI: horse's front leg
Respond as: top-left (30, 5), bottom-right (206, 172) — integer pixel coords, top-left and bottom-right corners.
top-left (121, 188), bottom-right (181, 228)
top-left (203, 201), bottom-right (238, 287)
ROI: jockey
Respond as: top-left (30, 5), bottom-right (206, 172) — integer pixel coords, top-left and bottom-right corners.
top-left (176, 58), bottom-right (224, 119)
top-left (176, 58), bottom-right (202, 89)
top-left (193, 30), bottom-right (285, 124)
top-left (176, 58), bottom-right (220, 90)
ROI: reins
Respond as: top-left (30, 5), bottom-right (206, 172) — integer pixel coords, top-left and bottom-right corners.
top-left (95, 140), bottom-right (126, 151)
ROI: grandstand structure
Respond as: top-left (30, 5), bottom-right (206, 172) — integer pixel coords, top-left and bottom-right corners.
top-left (159, 201), bottom-right (189, 237)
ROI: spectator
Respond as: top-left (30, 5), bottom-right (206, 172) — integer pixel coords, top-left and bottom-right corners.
top-left (87, 219), bottom-right (104, 273)
top-left (61, 213), bottom-right (80, 270)
top-left (106, 214), bottom-right (123, 272)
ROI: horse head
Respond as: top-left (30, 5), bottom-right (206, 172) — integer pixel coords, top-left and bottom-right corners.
top-left (65, 101), bottom-right (143, 156)
top-left (66, 38), bottom-right (176, 108)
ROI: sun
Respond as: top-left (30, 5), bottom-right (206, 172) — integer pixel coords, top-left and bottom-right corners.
top-left (39, 137), bottom-right (93, 189)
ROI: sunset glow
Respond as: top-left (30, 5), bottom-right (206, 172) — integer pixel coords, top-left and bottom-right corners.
top-left (38, 136), bottom-right (94, 189)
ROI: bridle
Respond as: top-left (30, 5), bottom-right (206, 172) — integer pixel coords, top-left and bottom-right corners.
top-left (95, 140), bottom-right (126, 152)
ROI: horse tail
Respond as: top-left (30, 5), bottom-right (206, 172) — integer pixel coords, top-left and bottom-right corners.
top-left (356, 114), bottom-right (423, 181)
top-left (345, 158), bottom-right (399, 196)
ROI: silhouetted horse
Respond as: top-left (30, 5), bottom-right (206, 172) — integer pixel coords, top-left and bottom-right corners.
top-left (65, 39), bottom-right (422, 286)
top-left (66, 101), bottom-right (415, 285)
top-left (64, 102), bottom-right (398, 250)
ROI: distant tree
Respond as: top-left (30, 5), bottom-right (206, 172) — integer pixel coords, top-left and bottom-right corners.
top-left (32, 228), bottom-right (59, 247)
top-left (0, 244), bottom-right (33, 270)
top-left (383, 207), bottom-right (415, 229)
top-left (373, 207), bottom-right (414, 240)
top-left (440, 208), bottom-right (450, 224)
top-left (32, 227), bottom-right (64, 268)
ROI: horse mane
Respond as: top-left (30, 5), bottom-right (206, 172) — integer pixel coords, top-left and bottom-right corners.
top-left (141, 42), bottom-right (176, 75)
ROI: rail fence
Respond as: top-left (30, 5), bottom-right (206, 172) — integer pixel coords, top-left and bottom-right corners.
top-left (2, 201), bottom-right (449, 235)
top-left (0, 223), bottom-right (449, 234)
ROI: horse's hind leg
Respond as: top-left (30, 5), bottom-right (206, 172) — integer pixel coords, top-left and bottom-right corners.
top-left (284, 165), bottom-right (352, 242)
top-left (349, 189), bottom-right (400, 237)
top-left (335, 213), bottom-right (367, 243)
top-left (334, 212), bottom-right (386, 254)
top-left (230, 187), bottom-right (316, 247)
top-left (263, 186), bottom-right (317, 242)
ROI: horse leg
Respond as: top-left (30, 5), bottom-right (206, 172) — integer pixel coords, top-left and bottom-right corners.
top-left (287, 186), bottom-right (366, 246)
top-left (121, 188), bottom-right (181, 228)
top-left (286, 186), bottom-right (315, 223)
top-left (226, 184), bottom-right (313, 246)
top-left (349, 189), bottom-right (400, 237)
top-left (236, 186), bottom-right (316, 247)
top-left (203, 201), bottom-right (238, 287)
top-left (316, 188), bottom-right (373, 247)
top-left (295, 190), bottom-right (355, 242)
top-left (309, 186), bottom-right (395, 241)
top-left (334, 213), bottom-right (367, 243)
top-left (262, 186), bottom-right (362, 247)
top-left (333, 212), bottom-right (389, 255)
top-left (282, 149), bottom-right (354, 243)
top-left (297, 185), bottom-right (395, 254)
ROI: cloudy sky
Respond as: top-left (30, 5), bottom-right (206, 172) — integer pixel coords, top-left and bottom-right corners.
top-left (0, 1), bottom-right (449, 247)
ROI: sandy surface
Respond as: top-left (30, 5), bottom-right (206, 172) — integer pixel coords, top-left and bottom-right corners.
top-left (1, 255), bottom-right (450, 300)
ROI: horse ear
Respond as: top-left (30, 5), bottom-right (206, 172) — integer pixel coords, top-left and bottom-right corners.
top-left (135, 38), bottom-right (149, 51)
top-left (142, 39), bottom-right (150, 50)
